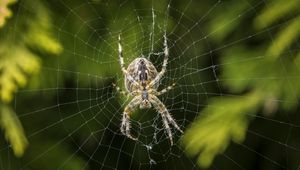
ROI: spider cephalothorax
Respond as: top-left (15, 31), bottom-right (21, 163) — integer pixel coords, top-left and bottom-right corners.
top-left (114, 33), bottom-right (183, 145)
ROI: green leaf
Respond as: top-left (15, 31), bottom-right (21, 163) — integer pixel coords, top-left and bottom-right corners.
top-left (184, 2), bottom-right (300, 167)
top-left (0, 45), bottom-right (40, 102)
top-left (267, 16), bottom-right (300, 59)
top-left (294, 52), bottom-right (300, 66)
top-left (208, 2), bottom-right (248, 42)
top-left (24, 1), bottom-right (62, 55)
top-left (254, 0), bottom-right (300, 29)
top-left (0, 0), bottom-right (63, 158)
top-left (0, 0), bottom-right (16, 28)
top-left (182, 91), bottom-right (262, 168)
top-left (0, 103), bottom-right (28, 157)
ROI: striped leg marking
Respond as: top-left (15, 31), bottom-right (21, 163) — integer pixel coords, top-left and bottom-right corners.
top-left (149, 95), bottom-right (183, 145)
top-left (148, 32), bottom-right (169, 88)
top-left (120, 96), bottom-right (140, 140)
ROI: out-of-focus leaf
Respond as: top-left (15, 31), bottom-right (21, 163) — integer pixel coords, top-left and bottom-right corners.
top-left (182, 91), bottom-right (262, 168)
top-left (294, 52), bottom-right (300, 66)
top-left (0, 0), bottom-right (16, 28)
top-left (25, 1), bottom-right (62, 55)
top-left (0, 0), bottom-right (63, 158)
top-left (254, 0), bottom-right (300, 29)
top-left (0, 103), bottom-right (28, 157)
top-left (0, 0), bottom-right (63, 102)
top-left (0, 45), bottom-right (40, 102)
top-left (208, 2), bottom-right (248, 42)
top-left (221, 46), bottom-right (265, 93)
top-left (267, 16), bottom-right (300, 59)
top-left (221, 45), bottom-right (300, 110)
top-left (183, 1), bottom-right (300, 168)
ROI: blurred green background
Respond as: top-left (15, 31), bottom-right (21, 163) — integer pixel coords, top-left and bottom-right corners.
top-left (1, 0), bottom-right (300, 169)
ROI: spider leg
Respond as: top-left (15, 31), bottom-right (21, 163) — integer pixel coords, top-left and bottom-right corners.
top-left (149, 95), bottom-right (183, 145)
top-left (162, 32), bottom-right (169, 74)
top-left (121, 96), bottom-right (141, 141)
top-left (154, 83), bottom-right (176, 96)
top-left (118, 34), bottom-right (139, 87)
top-left (165, 112), bottom-right (183, 134)
top-left (118, 34), bottom-right (126, 71)
top-left (147, 32), bottom-right (169, 88)
top-left (161, 112), bottom-right (174, 145)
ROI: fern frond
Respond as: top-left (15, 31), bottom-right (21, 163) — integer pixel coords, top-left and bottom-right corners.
top-left (182, 91), bottom-right (262, 168)
top-left (0, 103), bottom-right (28, 157)
top-left (0, 45), bottom-right (40, 102)
top-left (183, 1), bottom-right (300, 167)
top-left (0, 0), bottom-right (62, 158)
top-left (24, 1), bottom-right (62, 54)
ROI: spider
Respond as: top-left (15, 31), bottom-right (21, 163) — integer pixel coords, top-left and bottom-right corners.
top-left (113, 33), bottom-right (183, 145)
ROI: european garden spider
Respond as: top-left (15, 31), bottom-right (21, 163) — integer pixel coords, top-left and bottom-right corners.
top-left (114, 33), bottom-right (183, 145)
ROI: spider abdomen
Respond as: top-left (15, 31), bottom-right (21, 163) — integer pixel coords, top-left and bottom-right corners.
top-left (125, 57), bottom-right (158, 92)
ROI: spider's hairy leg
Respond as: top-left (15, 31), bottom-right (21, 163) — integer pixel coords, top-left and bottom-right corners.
top-left (118, 34), bottom-right (126, 71)
top-left (147, 32), bottom-right (169, 88)
top-left (118, 34), bottom-right (139, 87)
top-left (161, 112), bottom-right (174, 145)
top-left (154, 83), bottom-right (176, 96)
top-left (121, 96), bottom-right (140, 141)
top-left (162, 32), bottom-right (169, 74)
top-left (149, 95), bottom-right (183, 145)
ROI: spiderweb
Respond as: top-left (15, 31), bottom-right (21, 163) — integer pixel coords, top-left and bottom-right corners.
top-left (1, 0), bottom-right (300, 169)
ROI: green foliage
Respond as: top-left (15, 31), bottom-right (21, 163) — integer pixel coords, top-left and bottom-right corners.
top-left (266, 16), bottom-right (300, 59)
top-left (208, 2), bottom-right (248, 42)
top-left (0, 0), bottom-right (62, 157)
top-left (0, 103), bottom-right (28, 157)
top-left (182, 0), bottom-right (300, 168)
top-left (0, 45), bottom-right (40, 102)
top-left (253, 0), bottom-right (300, 29)
top-left (183, 91), bottom-right (261, 168)
top-left (0, 0), bottom-right (16, 28)
top-left (24, 2), bottom-right (62, 55)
